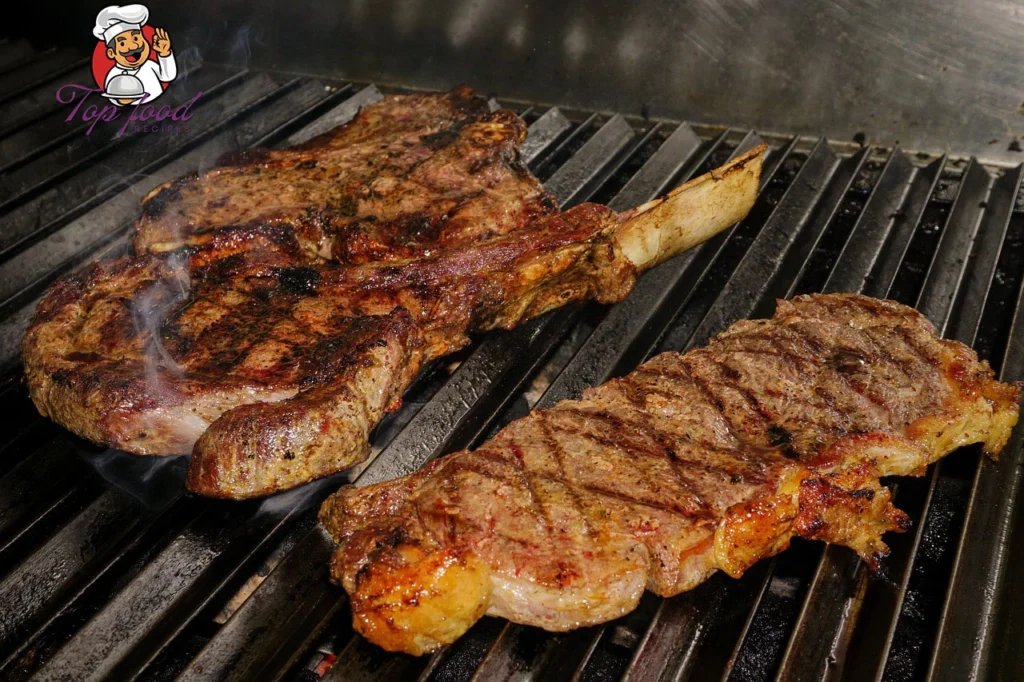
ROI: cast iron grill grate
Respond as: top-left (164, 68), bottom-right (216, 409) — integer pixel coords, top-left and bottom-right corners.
top-left (0, 44), bottom-right (1022, 682)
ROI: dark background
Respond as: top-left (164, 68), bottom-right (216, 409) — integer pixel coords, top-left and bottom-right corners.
top-left (11, 0), bottom-right (1024, 164)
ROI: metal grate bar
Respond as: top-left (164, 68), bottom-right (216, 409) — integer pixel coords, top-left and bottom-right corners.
top-left (930, 276), bottom-right (1024, 681)
top-left (533, 112), bottom-right (599, 172)
top-left (544, 114), bottom-right (635, 206)
top-left (621, 588), bottom-right (715, 682)
top-left (924, 163), bottom-right (1024, 681)
top-left (0, 50), bottom-right (85, 103)
top-left (0, 437), bottom-right (91, 550)
top-left (518, 108), bottom-right (572, 163)
top-left (915, 159), bottom-right (992, 330)
top-left (28, 499), bottom-right (306, 680)
top-left (0, 488), bottom-right (151, 653)
top-left (719, 561), bottom-right (782, 681)
top-left (626, 568), bottom-right (775, 682)
top-left (520, 108), bottom-right (574, 168)
top-left (615, 142), bottom-right (875, 682)
top-left (822, 149), bottom-right (917, 294)
top-left (752, 146), bottom-right (873, 312)
top-left (0, 39), bottom-right (34, 72)
top-left (0, 72), bottom-right (285, 256)
top-left (769, 148), bottom-right (927, 681)
top-left (862, 155), bottom-right (948, 299)
top-left (609, 122), bottom-right (702, 211)
top-left (0, 79), bottom-right (342, 370)
top-left (456, 125), bottom-right (729, 682)
top-left (174, 528), bottom-right (343, 682)
top-left (832, 158), bottom-right (996, 682)
top-left (684, 139), bottom-right (840, 349)
top-left (773, 549), bottom-right (860, 682)
top-left (165, 109), bottom-right (622, 682)
top-left (321, 634), bottom-right (422, 682)
top-left (945, 165), bottom-right (1021, 346)
top-left (0, 385), bottom-right (48, 473)
top-left (283, 84), bottom-right (382, 144)
top-left (0, 84), bottom-right (385, 681)
top-left (0, 63), bottom-right (93, 136)
top-left (0, 67), bottom-right (248, 200)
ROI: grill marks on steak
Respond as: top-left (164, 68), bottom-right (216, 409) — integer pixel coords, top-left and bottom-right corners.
top-left (22, 199), bottom-right (637, 491)
top-left (23, 85), bottom-right (766, 499)
top-left (24, 253), bottom-right (425, 458)
top-left (134, 86), bottom-right (555, 265)
top-left (319, 294), bottom-right (1022, 655)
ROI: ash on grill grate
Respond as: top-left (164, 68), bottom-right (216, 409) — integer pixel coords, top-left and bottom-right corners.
top-left (0, 46), bottom-right (1021, 682)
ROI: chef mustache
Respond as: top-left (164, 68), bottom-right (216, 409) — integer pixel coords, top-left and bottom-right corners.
top-left (120, 45), bottom-right (146, 63)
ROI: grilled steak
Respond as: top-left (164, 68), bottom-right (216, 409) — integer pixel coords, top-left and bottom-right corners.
top-left (133, 86), bottom-right (557, 265)
top-left (319, 293), bottom-right (1022, 655)
top-left (22, 86), bottom-right (765, 499)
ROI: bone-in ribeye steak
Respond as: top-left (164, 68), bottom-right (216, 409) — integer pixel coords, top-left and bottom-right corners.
top-left (22, 86), bottom-right (765, 498)
top-left (319, 293), bottom-right (1022, 655)
top-left (132, 87), bottom-right (557, 264)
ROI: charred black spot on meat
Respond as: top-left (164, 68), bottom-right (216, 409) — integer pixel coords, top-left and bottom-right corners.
top-left (317, 292), bottom-right (1024, 654)
top-left (278, 267), bottom-right (321, 296)
top-left (65, 351), bottom-right (101, 363)
top-left (421, 129), bottom-right (459, 150)
top-left (767, 424), bottom-right (792, 446)
top-left (141, 173), bottom-right (198, 218)
top-left (766, 424), bottom-right (802, 459)
top-left (327, 194), bottom-right (359, 217)
top-left (216, 148), bottom-right (272, 167)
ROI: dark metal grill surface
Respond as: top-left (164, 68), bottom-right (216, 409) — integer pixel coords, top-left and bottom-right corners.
top-left (0, 43), bottom-right (1022, 682)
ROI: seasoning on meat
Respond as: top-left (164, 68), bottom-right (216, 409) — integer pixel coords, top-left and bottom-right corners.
top-left (22, 86), bottom-right (765, 499)
top-left (319, 293), bottom-right (1022, 655)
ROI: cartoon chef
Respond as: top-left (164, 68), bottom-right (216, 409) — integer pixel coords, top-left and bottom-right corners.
top-left (93, 5), bottom-right (176, 105)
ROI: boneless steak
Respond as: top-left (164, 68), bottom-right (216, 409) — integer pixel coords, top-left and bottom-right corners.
top-left (319, 293), bottom-right (1022, 655)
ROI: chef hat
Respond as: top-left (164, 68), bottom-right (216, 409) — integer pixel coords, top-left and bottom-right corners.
top-left (93, 4), bottom-right (150, 44)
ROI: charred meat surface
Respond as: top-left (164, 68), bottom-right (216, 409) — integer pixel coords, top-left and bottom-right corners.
top-left (23, 201), bottom-right (633, 496)
top-left (319, 294), bottom-right (1022, 655)
top-left (134, 85), bottom-right (557, 265)
top-left (22, 86), bottom-right (765, 499)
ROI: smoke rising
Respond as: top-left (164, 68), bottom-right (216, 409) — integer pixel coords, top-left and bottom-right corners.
top-left (79, 447), bottom-right (189, 509)
top-left (132, 249), bottom-right (190, 385)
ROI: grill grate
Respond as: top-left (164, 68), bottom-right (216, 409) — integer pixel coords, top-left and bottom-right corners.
top-left (0, 45), bottom-right (1022, 682)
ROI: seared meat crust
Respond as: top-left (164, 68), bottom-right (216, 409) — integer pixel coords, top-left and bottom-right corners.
top-left (320, 293), bottom-right (1021, 655)
top-left (24, 202), bottom-right (634, 497)
top-left (134, 86), bottom-right (556, 265)
top-left (22, 86), bottom-right (765, 499)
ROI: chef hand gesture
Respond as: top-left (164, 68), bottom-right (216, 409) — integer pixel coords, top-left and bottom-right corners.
top-left (152, 28), bottom-right (172, 58)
